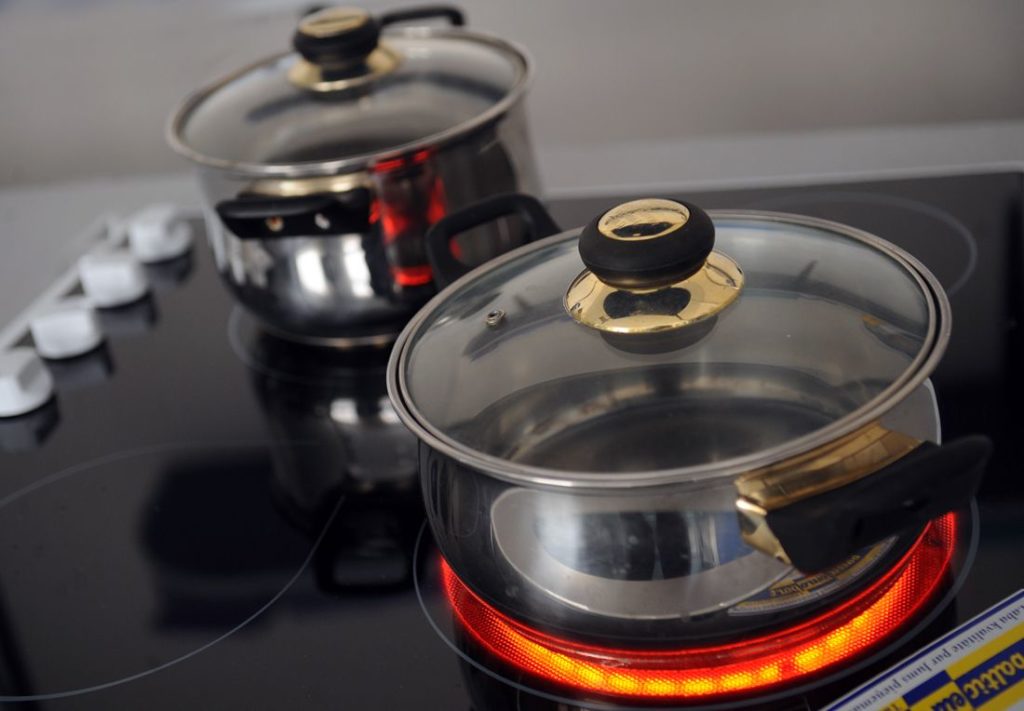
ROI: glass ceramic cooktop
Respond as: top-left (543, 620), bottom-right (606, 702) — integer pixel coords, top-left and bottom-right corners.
top-left (0, 171), bottom-right (1021, 710)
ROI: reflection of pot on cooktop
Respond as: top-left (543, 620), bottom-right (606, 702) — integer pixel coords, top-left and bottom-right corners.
top-left (233, 315), bottom-right (420, 530)
top-left (142, 445), bottom-right (423, 628)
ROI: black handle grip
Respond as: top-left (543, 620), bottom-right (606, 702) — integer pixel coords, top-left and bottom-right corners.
top-left (380, 5), bottom-right (465, 27)
top-left (216, 191), bottom-right (371, 240)
top-left (425, 193), bottom-right (561, 288)
top-left (768, 435), bottom-right (992, 572)
top-left (579, 198), bottom-right (715, 290)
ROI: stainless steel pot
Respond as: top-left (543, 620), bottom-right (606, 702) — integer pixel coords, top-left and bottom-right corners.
top-left (168, 6), bottom-right (540, 346)
top-left (386, 194), bottom-right (991, 646)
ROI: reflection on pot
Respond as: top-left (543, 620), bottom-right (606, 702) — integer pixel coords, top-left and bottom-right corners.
top-left (139, 330), bottom-right (425, 628)
top-left (244, 326), bottom-right (423, 592)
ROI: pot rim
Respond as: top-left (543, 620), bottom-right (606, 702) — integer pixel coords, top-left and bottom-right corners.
top-left (165, 26), bottom-right (533, 179)
top-left (386, 209), bottom-right (952, 490)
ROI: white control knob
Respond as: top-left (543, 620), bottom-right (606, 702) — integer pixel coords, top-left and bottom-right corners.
top-left (128, 204), bottom-right (193, 263)
top-left (0, 349), bottom-right (55, 417)
top-left (79, 251), bottom-right (149, 308)
top-left (29, 299), bottom-right (104, 359)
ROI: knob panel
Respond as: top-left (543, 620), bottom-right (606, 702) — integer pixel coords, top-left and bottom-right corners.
top-left (128, 204), bottom-right (193, 263)
top-left (0, 348), bottom-right (55, 418)
top-left (30, 299), bottom-right (104, 360)
top-left (79, 252), bottom-right (149, 308)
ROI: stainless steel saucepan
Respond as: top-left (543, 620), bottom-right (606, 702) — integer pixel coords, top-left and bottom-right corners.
top-left (386, 193), bottom-right (991, 646)
top-left (168, 5), bottom-right (540, 346)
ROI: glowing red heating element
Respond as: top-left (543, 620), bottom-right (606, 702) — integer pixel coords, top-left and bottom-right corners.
top-left (441, 512), bottom-right (957, 700)
top-left (371, 148), bottom-right (449, 288)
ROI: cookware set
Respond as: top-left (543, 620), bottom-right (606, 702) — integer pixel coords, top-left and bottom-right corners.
top-left (169, 0), bottom-right (991, 681)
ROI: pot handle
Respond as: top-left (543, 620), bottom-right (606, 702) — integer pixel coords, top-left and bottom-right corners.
top-left (425, 193), bottom-right (561, 288)
top-left (380, 5), bottom-right (466, 27)
top-left (737, 434), bottom-right (991, 572)
top-left (215, 191), bottom-right (372, 240)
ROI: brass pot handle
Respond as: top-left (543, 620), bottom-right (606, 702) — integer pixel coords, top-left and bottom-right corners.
top-left (735, 428), bottom-right (991, 571)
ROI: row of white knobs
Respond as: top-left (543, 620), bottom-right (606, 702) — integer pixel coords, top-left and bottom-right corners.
top-left (0, 205), bottom-right (192, 418)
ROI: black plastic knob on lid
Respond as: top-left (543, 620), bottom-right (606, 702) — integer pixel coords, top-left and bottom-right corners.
top-left (292, 7), bottom-right (382, 67)
top-left (579, 199), bottom-right (715, 290)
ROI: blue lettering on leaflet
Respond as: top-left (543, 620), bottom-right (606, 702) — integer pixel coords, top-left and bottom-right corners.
top-left (902, 670), bottom-right (953, 706)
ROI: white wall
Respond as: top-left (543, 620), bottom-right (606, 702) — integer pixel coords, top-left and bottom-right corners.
top-left (0, 0), bottom-right (1022, 187)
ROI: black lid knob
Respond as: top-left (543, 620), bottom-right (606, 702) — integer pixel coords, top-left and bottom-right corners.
top-left (293, 7), bottom-right (382, 67)
top-left (578, 199), bottom-right (715, 290)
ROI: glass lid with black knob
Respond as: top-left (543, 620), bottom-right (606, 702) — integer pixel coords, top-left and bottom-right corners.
top-left (168, 5), bottom-right (530, 176)
top-left (389, 196), bottom-right (949, 488)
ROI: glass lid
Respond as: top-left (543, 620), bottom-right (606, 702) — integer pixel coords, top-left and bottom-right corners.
top-left (393, 199), bottom-right (948, 486)
top-left (168, 6), bottom-right (529, 176)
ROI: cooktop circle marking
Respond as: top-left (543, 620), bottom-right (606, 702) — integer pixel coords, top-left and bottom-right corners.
top-left (0, 440), bottom-right (345, 702)
top-left (744, 191), bottom-right (978, 297)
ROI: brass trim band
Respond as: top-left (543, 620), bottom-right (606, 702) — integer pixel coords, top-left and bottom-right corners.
top-left (735, 422), bottom-right (923, 563)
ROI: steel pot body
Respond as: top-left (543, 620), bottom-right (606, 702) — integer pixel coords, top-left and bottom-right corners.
top-left (417, 378), bottom-right (944, 645)
top-left (387, 196), bottom-right (992, 643)
top-left (195, 105), bottom-right (539, 345)
top-left (169, 11), bottom-right (540, 345)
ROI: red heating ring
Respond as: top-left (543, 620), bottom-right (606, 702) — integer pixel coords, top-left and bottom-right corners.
top-left (371, 149), bottom-right (449, 289)
top-left (442, 512), bottom-right (957, 700)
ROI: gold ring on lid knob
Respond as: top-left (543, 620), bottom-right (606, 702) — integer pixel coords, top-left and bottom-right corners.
top-left (287, 48), bottom-right (401, 92)
top-left (298, 7), bottom-right (370, 38)
top-left (597, 198), bottom-right (691, 241)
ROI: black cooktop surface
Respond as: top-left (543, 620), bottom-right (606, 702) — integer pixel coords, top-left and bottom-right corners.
top-left (0, 171), bottom-right (1021, 710)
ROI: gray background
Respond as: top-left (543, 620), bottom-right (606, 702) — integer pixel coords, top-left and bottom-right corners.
top-left (1, 0), bottom-right (1022, 186)
top-left (1, 0), bottom-right (1023, 327)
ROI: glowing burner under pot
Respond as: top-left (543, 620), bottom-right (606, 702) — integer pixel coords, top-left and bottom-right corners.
top-left (441, 512), bottom-right (961, 703)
